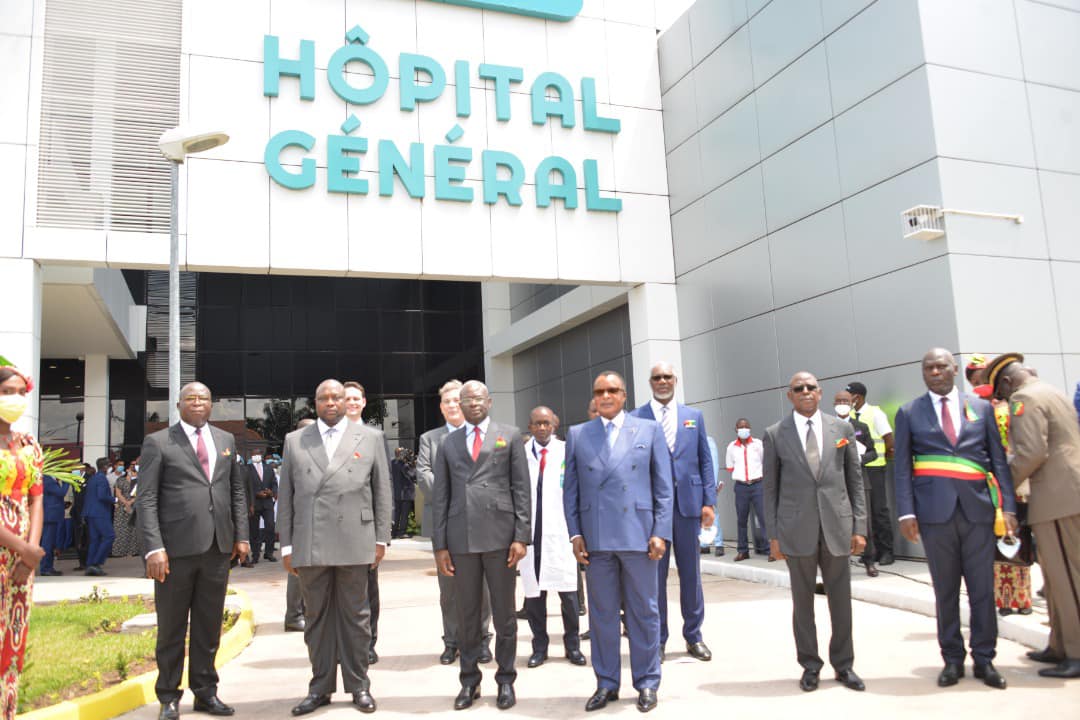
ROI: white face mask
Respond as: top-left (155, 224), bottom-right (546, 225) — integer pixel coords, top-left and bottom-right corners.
top-left (835, 404), bottom-right (851, 418)
top-left (251, 455), bottom-right (262, 464)
top-left (736, 428), bottom-right (751, 440)
top-left (0, 394), bottom-right (27, 424)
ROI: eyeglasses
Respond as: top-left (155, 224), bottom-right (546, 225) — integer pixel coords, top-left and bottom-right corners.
top-left (650, 374), bottom-right (674, 382)
top-left (790, 384), bottom-right (819, 393)
top-left (593, 387), bottom-right (625, 397)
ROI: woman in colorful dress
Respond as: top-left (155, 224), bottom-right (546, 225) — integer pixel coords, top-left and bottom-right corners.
top-left (0, 363), bottom-right (45, 720)
top-left (966, 355), bottom-right (1034, 616)
top-left (110, 462), bottom-right (139, 557)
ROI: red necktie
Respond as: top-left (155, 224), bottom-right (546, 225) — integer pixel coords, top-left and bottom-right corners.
top-left (471, 426), bottom-right (483, 461)
top-left (940, 397), bottom-right (958, 446)
top-left (195, 427), bottom-right (211, 480)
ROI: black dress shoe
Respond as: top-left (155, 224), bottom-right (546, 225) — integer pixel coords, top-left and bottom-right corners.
top-left (1028, 647), bottom-right (1065, 664)
top-left (799, 669), bottom-right (820, 692)
top-left (291, 695), bottom-right (330, 716)
top-left (40, 569), bottom-right (63, 576)
top-left (567, 649), bottom-right (587, 666)
top-left (878, 553), bottom-right (895, 566)
top-left (440, 646), bottom-right (458, 664)
top-left (835, 669), bottom-right (865, 691)
top-left (528, 651), bottom-right (547, 668)
top-left (1038, 659), bottom-right (1080, 678)
top-left (636, 688), bottom-right (657, 713)
top-left (496, 683), bottom-right (515, 710)
top-left (974, 662), bottom-right (1007, 688)
top-left (241, 560), bottom-right (254, 568)
top-left (478, 646), bottom-right (493, 664)
top-left (264, 554), bottom-right (277, 562)
top-left (516, 607), bottom-right (528, 619)
top-left (713, 546), bottom-right (724, 556)
top-left (193, 695), bottom-right (234, 715)
top-left (686, 641), bottom-right (712, 661)
top-left (74, 564), bottom-right (86, 571)
top-left (581, 630), bottom-right (591, 640)
top-left (865, 563), bottom-right (879, 577)
top-left (368, 649), bottom-right (379, 665)
top-left (159, 700), bottom-right (180, 720)
top-left (585, 688), bottom-right (618, 712)
top-left (734, 552), bottom-right (750, 562)
top-left (938, 662), bottom-right (964, 687)
top-left (700, 545), bottom-right (711, 554)
top-left (284, 620), bottom-right (306, 632)
top-left (454, 686), bottom-right (479, 710)
top-left (352, 691), bottom-right (376, 713)
top-left (659, 645), bottom-right (665, 663)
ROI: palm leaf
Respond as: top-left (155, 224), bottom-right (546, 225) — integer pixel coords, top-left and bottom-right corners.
top-left (41, 447), bottom-right (85, 489)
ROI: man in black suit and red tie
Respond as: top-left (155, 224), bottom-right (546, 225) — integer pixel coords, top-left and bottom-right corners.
top-left (894, 348), bottom-right (1017, 689)
top-left (136, 382), bottom-right (250, 720)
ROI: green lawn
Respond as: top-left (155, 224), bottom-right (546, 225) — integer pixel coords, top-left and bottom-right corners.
top-left (20, 592), bottom-right (156, 713)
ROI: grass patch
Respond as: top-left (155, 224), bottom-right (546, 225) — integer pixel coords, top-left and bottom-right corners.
top-left (21, 589), bottom-right (157, 713)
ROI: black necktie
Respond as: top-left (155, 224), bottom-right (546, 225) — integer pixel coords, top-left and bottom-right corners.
top-left (534, 447), bottom-right (547, 577)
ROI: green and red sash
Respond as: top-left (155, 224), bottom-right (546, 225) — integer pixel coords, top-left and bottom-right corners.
top-left (913, 454), bottom-right (1006, 537)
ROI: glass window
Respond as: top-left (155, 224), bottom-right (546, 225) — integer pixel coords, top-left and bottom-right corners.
top-left (38, 397), bottom-right (85, 445)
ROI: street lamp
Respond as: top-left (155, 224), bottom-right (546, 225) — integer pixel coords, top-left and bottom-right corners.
top-left (157, 127), bottom-right (229, 425)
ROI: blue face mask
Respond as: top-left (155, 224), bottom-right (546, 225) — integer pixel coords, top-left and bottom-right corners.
top-left (736, 428), bottom-right (751, 440)
top-left (116, 465), bottom-right (125, 473)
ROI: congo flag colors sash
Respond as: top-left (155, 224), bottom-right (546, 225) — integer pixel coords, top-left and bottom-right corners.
top-left (914, 455), bottom-right (1007, 537)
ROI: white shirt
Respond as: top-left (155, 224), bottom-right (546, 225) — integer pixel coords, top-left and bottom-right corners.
top-left (463, 416), bottom-right (491, 448)
top-left (929, 386), bottom-right (961, 436)
top-left (725, 437), bottom-right (764, 481)
top-left (179, 419), bottom-right (216, 478)
top-left (793, 410), bottom-right (823, 455)
top-left (854, 403), bottom-right (893, 437)
top-left (317, 418), bottom-right (345, 460)
top-left (601, 411), bottom-right (626, 446)
top-left (446, 422), bottom-right (464, 433)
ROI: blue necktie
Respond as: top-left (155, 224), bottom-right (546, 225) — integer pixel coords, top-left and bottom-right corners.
top-left (605, 421), bottom-right (616, 448)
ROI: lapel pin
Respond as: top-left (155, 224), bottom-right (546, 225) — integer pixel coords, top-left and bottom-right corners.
top-left (222, 448), bottom-right (231, 457)
top-left (963, 402), bottom-right (979, 422)
top-left (495, 436), bottom-right (507, 449)
top-left (683, 419), bottom-right (696, 428)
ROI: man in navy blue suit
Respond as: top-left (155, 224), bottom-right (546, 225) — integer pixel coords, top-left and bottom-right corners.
top-left (894, 348), bottom-right (1017, 690)
top-left (563, 370), bottom-right (672, 713)
top-left (83, 458), bottom-right (116, 576)
top-left (39, 474), bottom-right (68, 576)
top-left (630, 362), bottom-right (714, 662)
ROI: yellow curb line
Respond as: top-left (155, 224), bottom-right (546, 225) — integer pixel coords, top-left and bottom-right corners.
top-left (18, 587), bottom-right (256, 720)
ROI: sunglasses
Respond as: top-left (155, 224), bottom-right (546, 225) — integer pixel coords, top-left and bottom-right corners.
top-left (790, 384), bottom-right (819, 393)
top-left (593, 387), bottom-right (625, 397)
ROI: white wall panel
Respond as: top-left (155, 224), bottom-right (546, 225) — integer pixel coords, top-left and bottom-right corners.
top-left (918, 0), bottom-right (1023, 79)
top-left (607, 21), bottom-right (662, 110)
top-left (748, 0), bottom-right (823, 86)
top-left (658, 13), bottom-right (692, 93)
top-left (716, 314), bottom-right (781, 397)
top-left (698, 95), bottom-right (760, 193)
top-left (183, 0), bottom-right (269, 62)
top-left (1041, 170), bottom-right (1080, 262)
top-left (688, 0), bottom-right (749, 65)
top-left (0, 35), bottom-right (31, 144)
top-left (490, 185), bottom-right (557, 279)
top-left (703, 166), bottom-right (768, 260)
top-left (270, 168), bottom-right (349, 274)
top-left (186, 159), bottom-right (270, 271)
top-left (0, 144), bottom-right (24, 258)
top-left (1016, 0), bottom-right (1080, 92)
top-left (1028, 84), bottom-right (1080, 174)
top-left (188, 56), bottom-right (270, 164)
top-left (617, 193), bottom-right (675, 283)
top-left (755, 44), bottom-right (832, 157)
top-left (774, 287), bottom-right (858, 382)
top-left (672, 198), bottom-right (707, 276)
top-left (1051, 261), bottom-right (1080, 354)
top-left (769, 205), bottom-right (850, 307)
top-left (761, 122), bottom-right (841, 232)
top-left (710, 239), bottom-right (774, 327)
top-left (661, 72), bottom-right (699, 151)
top-left (666, 134), bottom-right (704, 212)
top-left (614, 108), bottom-right (668, 195)
top-left (694, 26), bottom-right (753, 126)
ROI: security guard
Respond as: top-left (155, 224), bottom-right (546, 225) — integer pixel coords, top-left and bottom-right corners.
top-left (846, 381), bottom-right (895, 565)
top-left (988, 353), bottom-right (1080, 679)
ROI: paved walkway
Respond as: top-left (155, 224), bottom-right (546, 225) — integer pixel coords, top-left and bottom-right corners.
top-left (34, 541), bottom-right (1080, 719)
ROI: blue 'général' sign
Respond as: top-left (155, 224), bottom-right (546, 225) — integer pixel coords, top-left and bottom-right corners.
top-left (428, 0), bottom-right (582, 22)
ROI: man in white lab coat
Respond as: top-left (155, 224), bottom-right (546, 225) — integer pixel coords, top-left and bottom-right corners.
top-left (520, 406), bottom-right (587, 669)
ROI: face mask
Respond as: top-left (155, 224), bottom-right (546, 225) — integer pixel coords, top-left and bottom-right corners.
top-left (972, 384), bottom-right (993, 399)
top-left (116, 466), bottom-right (125, 474)
top-left (133, 464), bottom-right (139, 472)
top-left (834, 404), bottom-right (851, 418)
top-left (251, 455), bottom-right (262, 464)
top-left (736, 428), bottom-right (751, 440)
top-left (0, 394), bottom-right (27, 424)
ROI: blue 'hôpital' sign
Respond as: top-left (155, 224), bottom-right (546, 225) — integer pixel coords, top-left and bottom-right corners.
top-left (429, 0), bottom-right (582, 22)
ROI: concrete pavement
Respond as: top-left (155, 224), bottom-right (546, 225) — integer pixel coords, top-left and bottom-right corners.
top-left (33, 540), bottom-right (1080, 719)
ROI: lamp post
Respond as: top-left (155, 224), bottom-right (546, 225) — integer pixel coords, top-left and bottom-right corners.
top-left (157, 127), bottom-right (229, 425)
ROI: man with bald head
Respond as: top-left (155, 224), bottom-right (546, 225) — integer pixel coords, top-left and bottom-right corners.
top-left (764, 371), bottom-right (867, 693)
top-left (894, 349), bottom-right (1016, 689)
top-left (278, 380), bottom-right (392, 714)
top-left (630, 362), bottom-right (715, 662)
top-left (433, 381), bottom-right (531, 710)
top-left (136, 382), bottom-right (250, 720)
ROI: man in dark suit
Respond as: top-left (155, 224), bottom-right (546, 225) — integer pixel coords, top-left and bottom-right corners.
top-left (247, 450), bottom-right (277, 562)
top-left (83, 457), bottom-right (116, 576)
top-left (433, 380), bottom-right (531, 711)
top-left (564, 370), bottom-right (673, 713)
top-left (764, 371), bottom-right (867, 693)
top-left (39, 474), bottom-right (67, 576)
top-left (417, 380), bottom-right (493, 665)
top-left (630, 361), bottom-right (714, 662)
top-left (136, 382), bottom-right (250, 720)
top-left (894, 348), bottom-right (1016, 689)
top-left (279, 379), bottom-right (391, 715)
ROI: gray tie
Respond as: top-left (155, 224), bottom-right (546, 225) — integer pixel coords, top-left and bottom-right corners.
top-left (805, 419), bottom-right (820, 476)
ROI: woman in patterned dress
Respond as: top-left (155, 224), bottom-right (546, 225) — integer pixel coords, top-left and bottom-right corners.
top-left (110, 465), bottom-right (139, 557)
top-left (0, 365), bottom-right (45, 720)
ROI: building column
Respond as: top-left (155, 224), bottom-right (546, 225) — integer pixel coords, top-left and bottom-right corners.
top-left (0, 258), bottom-right (42, 434)
top-left (481, 281), bottom-right (516, 423)
top-left (82, 354), bottom-right (109, 463)
top-left (627, 283), bottom-right (684, 405)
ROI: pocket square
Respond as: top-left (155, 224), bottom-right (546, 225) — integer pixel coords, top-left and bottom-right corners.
top-left (835, 438), bottom-right (849, 449)
top-left (353, 452), bottom-right (362, 459)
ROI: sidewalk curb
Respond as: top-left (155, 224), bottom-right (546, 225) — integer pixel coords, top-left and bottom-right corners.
top-left (700, 557), bottom-right (1049, 650)
top-left (18, 587), bottom-right (256, 720)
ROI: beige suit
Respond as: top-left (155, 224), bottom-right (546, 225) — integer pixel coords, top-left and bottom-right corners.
top-left (1008, 378), bottom-right (1080, 658)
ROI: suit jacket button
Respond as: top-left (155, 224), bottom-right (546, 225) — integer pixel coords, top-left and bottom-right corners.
top-left (623, 507), bottom-right (628, 513)
top-left (209, 505), bottom-right (214, 512)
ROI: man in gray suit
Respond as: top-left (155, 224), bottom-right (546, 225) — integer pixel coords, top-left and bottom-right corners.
top-left (278, 379), bottom-right (392, 715)
top-left (764, 371), bottom-right (868, 693)
top-left (416, 379), bottom-right (492, 666)
top-left (136, 382), bottom-right (250, 720)
top-left (433, 380), bottom-right (531, 711)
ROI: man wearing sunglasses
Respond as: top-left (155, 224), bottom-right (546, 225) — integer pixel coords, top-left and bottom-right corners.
top-left (630, 362), bottom-right (714, 663)
top-left (764, 372), bottom-right (867, 693)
